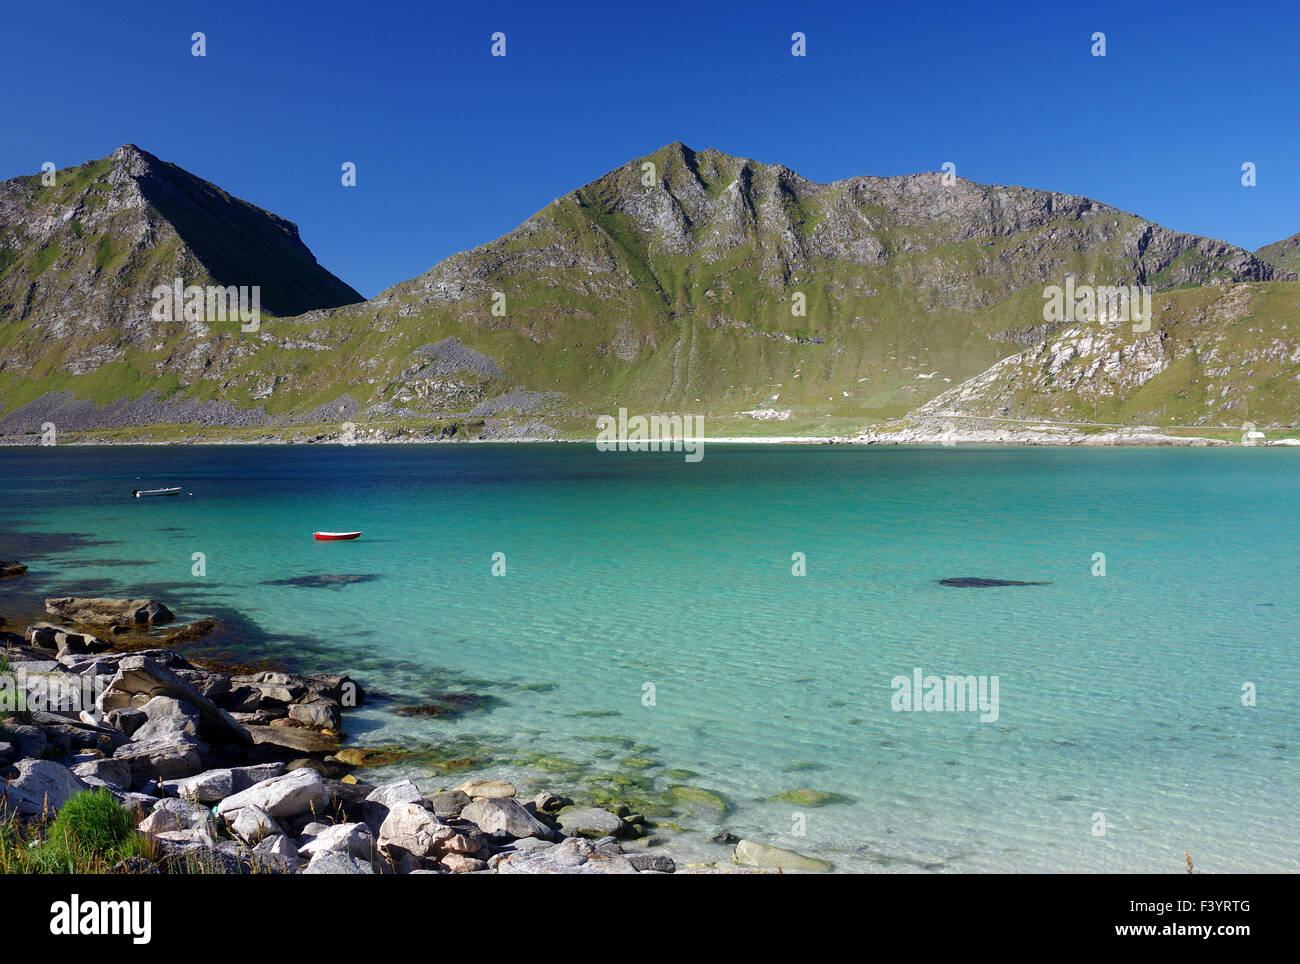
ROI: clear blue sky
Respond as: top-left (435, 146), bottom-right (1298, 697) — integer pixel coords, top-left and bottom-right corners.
top-left (2, 0), bottom-right (1295, 298)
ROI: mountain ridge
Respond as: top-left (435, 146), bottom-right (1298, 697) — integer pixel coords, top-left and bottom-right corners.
top-left (1, 142), bottom-right (1297, 441)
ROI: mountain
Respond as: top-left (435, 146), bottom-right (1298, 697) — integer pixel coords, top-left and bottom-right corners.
top-left (863, 280), bottom-right (1300, 442)
top-left (0, 145), bottom-right (361, 431)
top-left (0, 142), bottom-right (1293, 441)
top-left (1257, 232), bottom-right (1300, 277)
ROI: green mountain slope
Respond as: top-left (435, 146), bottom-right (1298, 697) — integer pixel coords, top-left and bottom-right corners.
top-left (0, 142), bottom-right (1290, 439)
top-left (1257, 232), bottom-right (1300, 277)
top-left (891, 281), bottom-right (1300, 433)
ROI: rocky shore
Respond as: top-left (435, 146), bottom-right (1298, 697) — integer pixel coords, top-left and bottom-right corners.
top-left (1, 592), bottom-right (827, 874)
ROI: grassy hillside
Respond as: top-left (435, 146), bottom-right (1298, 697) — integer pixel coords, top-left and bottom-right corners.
top-left (0, 142), bottom-right (1289, 438)
top-left (903, 281), bottom-right (1300, 429)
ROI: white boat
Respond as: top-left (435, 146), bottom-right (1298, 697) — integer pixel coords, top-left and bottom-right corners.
top-left (133, 487), bottom-right (182, 498)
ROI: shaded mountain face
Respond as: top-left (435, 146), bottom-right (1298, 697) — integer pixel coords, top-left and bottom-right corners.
top-left (0, 142), bottom-right (1290, 437)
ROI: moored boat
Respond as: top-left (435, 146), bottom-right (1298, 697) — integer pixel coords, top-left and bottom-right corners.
top-left (133, 487), bottom-right (182, 498)
top-left (313, 531), bottom-right (362, 541)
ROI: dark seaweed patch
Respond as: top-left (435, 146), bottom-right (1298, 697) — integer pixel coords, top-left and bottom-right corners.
top-left (938, 577), bottom-right (1052, 587)
top-left (262, 573), bottom-right (379, 589)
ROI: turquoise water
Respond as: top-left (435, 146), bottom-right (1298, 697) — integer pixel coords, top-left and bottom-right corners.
top-left (1, 444), bottom-right (1297, 873)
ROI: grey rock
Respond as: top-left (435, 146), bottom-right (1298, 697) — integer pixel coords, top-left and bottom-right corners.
top-left (302, 851), bottom-right (374, 875)
top-left (151, 827), bottom-right (219, 848)
top-left (221, 684), bottom-right (263, 713)
top-left (0, 759), bottom-right (89, 816)
top-left (361, 779), bottom-right (424, 833)
top-left (251, 833), bottom-right (302, 873)
top-left (33, 712), bottom-right (124, 754)
top-left (113, 737), bottom-right (203, 784)
top-left (287, 699), bottom-right (341, 731)
top-left (131, 695), bottom-right (201, 743)
top-left (72, 757), bottom-right (132, 790)
top-left (215, 767), bottom-right (331, 820)
top-left (461, 796), bottom-right (557, 841)
top-left (26, 622), bottom-right (111, 657)
top-left (161, 762), bottom-right (286, 804)
top-left (230, 804), bottom-right (283, 844)
top-left (157, 839), bottom-right (252, 875)
top-left (5, 723), bottom-right (47, 760)
top-left (627, 852), bottom-right (676, 873)
top-left (427, 789), bottom-right (471, 818)
top-left (557, 805), bottom-right (632, 840)
top-left (140, 798), bottom-right (214, 836)
top-left (365, 779), bottom-right (423, 808)
top-left (494, 836), bottom-right (639, 874)
top-left (104, 708), bottom-right (148, 737)
top-left (377, 803), bottom-right (454, 859)
top-left (229, 672), bottom-right (306, 706)
top-left (113, 791), bottom-right (159, 820)
top-left (502, 836), bottom-right (557, 855)
top-left (299, 822), bottom-right (375, 864)
top-left (99, 654), bottom-right (248, 747)
top-left (302, 673), bottom-right (365, 707)
top-left (532, 790), bottom-right (571, 814)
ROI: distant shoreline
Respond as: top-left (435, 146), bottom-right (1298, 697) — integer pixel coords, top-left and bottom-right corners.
top-left (0, 433), bottom-right (1293, 448)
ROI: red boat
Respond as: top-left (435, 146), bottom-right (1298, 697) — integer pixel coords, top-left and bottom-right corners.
top-left (313, 531), bottom-right (362, 541)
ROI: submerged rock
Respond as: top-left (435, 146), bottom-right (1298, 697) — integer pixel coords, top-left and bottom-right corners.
top-left (671, 785), bottom-right (729, 812)
top-left (938, 577), bottom-right (1051, 588)
top-left (557, 806), bottom-right (634, 839)
top-left (162, 619), bottom-right (218, 645)
top-left (767, 789), bottom-right (855, 807)
top-left (732, 839), bottom-right (832, 872)
top-left (454, 779), bottom-right (516, 799)
top-left (262, 574), bottom-right (377, 589)
top-left (333, 746), bottom-right (410, 768)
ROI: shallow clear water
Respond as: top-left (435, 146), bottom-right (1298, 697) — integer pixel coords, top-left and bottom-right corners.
top-left (1, 444), bottom-right (1296, 872)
